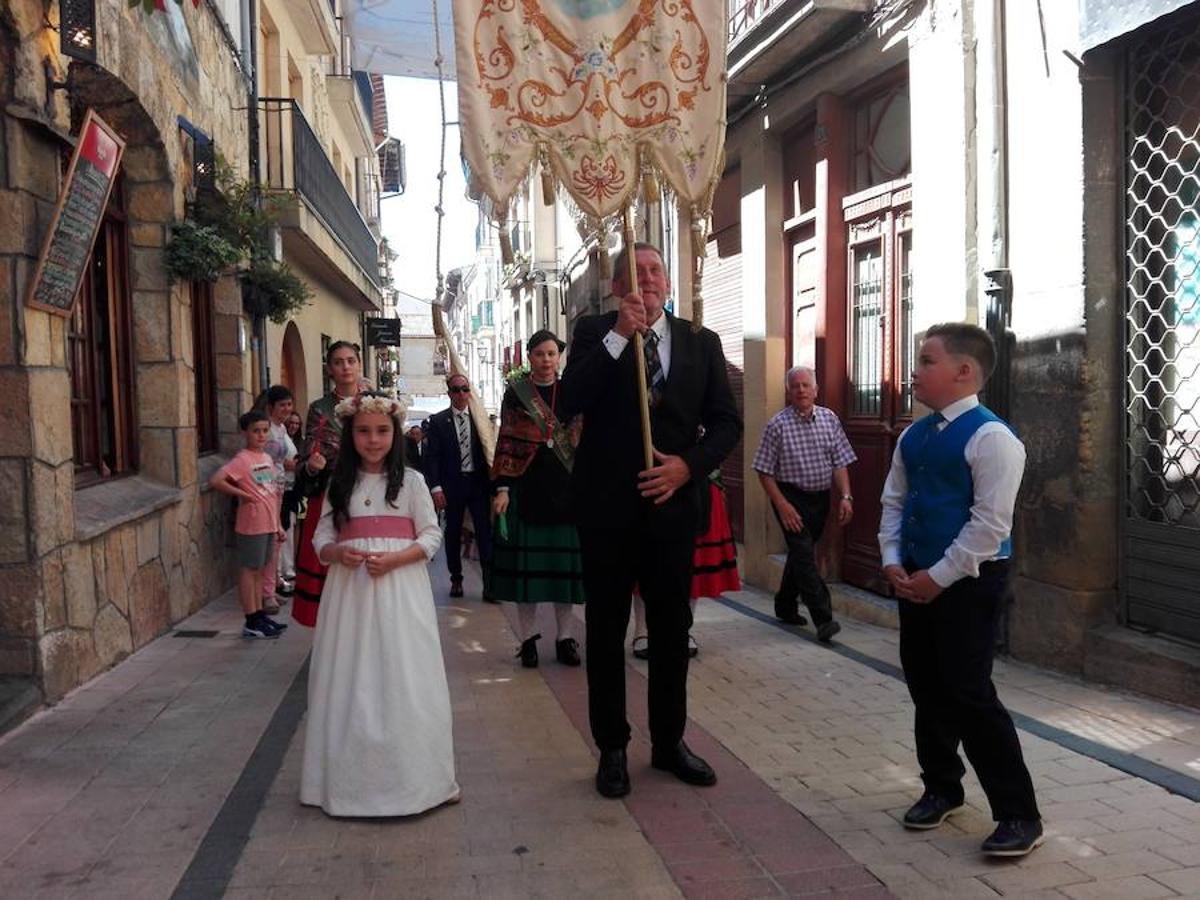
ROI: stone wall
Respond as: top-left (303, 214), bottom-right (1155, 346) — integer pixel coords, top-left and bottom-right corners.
top-left (0, 0), bottom-right (253, 701)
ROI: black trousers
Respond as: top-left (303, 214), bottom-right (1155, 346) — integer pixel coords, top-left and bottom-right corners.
top-left (579, 527), bottom-right (694, 751)
top-left (772, 484), bottom-right (833, 626)
top-left (898, 559), bottom-right (1039, 821)
top-left (443, 473), bottom-right (493, 579)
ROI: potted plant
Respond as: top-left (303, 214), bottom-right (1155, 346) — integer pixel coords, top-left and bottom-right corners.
top-left (164, 219), bottom-right (240, 283)
top-left (240, 258), bottom-right (313, 324)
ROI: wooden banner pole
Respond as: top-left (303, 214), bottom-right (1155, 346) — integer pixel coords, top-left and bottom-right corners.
top-left (622, 205), bottom-right (654, 470)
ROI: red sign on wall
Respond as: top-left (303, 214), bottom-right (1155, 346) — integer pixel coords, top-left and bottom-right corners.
top-left (25, 109), bottom-right (126, 318)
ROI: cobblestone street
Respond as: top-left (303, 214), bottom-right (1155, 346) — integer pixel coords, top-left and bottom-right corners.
top-left (2, 558), bottom-right (1199, 899)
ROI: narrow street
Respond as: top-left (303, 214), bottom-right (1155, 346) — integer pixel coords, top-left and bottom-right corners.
top-left (1, 558), bottom-right (1198, 899)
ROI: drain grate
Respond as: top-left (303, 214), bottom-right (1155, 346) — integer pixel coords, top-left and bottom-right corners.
top-left (173, 630), bottom-right (220, 639)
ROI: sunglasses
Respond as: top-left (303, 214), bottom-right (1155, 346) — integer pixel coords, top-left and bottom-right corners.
top-left (449, 386), bottom-right (470, 394)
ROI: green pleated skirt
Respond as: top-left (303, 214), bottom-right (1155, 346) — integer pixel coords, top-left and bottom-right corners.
top-left (489, 492), bottom-right (585, 605)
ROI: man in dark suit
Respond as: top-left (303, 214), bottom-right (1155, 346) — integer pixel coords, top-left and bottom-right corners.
top-left (422, 374), bottom-right (493, 599)
top-left (562, 242), bottom-right (741, 798)
top-left (404, 424), bottom-right (424, 470)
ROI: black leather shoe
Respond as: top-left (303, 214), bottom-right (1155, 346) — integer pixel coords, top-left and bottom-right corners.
top-left (651, 740), bottom-right (717, 786)
top-left (902, 792), bottom-right (964, 830)
top-left (555, 637), bottom-right (581, 666)
top-left (817, 620), bottom-right (842, 643)
top-left (449, 577), bottom-right (464, 599)
top-left (516, 634), bottom-right (540, 668)
top-left (596, 749), bottom-right (630, 798)
top-left (774, 596), bottom-right (807, 626)
top-left (982, 819), bottom-right (1044, 857)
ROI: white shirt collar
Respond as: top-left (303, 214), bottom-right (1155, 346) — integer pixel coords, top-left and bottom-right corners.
top-left (454, 407), bottom-right (470, 419)
top-left (648, 312), bottom-right (670, 341)
top-left (939, 394), bottom-right (980, 423)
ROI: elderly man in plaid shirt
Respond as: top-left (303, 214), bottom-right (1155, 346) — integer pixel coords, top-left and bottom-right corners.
top-left (752, 366), bottom-right (857, 642)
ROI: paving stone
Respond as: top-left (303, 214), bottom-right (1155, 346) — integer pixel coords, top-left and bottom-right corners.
top-left (1148, 866), bottom-right (1200, 894)
top-left (1060, 874), bottom-right (1180, 899)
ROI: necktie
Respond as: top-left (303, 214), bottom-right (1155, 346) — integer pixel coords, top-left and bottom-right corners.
top-left (456, 412), bottom-right (473, 472)
top-left (643, 331), bottom-right (665, 407)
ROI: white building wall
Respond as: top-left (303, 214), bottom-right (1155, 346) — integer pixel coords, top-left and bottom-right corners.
top-left (908, 0), bottom-right (977, 329)
top-left (1004, 0), bottom-right (1086, 342)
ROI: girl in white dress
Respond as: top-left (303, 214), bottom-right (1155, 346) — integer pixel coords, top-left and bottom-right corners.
top-left (300, 392), bottom-right (460, 817)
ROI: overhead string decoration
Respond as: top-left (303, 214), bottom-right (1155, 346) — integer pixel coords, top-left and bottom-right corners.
top-left (538, 144), bottom-right (556, 207)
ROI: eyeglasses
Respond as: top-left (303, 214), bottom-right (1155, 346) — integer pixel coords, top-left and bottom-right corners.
top-left (448, 386), bottom-right (470, 394)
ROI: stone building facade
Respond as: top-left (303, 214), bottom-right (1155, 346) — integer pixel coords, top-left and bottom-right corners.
top-left (0, 0), bottom-right (256, 707)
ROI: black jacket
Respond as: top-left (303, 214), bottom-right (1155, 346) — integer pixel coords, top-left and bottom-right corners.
top-left (422, 407), bottom-right (489, 498)
top-left (561, 311), bottom-right (741, 536)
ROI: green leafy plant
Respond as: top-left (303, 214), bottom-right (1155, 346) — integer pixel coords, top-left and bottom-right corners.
top-left (192, 159), bottom-right (283, 259)
top-left (241, 258), bottom-right (313, 324)
top-left (164, 219), bottom-right (240, 283)
top-left (504, 363), bottom-right (530, 385)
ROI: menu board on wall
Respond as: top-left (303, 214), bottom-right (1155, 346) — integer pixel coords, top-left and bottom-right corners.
top-left (25, 110), bottom-right (126, 318)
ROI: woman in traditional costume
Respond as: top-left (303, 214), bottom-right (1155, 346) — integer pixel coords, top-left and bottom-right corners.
top-left (490, 330), bottom-right (584, 668)
top-left (301, 391), bottom-right (458, 816)
top-left (292, 341), bottom-right (363, 627)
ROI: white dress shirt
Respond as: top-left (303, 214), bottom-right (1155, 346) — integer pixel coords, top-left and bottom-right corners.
top-left (602, 312), bottom-right (672, 378)
top-left (877, 394), bottom-right (1026, 588)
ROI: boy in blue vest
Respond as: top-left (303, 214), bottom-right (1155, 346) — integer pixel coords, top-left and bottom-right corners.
top-left (878, 322), bottom-right (1041, 858)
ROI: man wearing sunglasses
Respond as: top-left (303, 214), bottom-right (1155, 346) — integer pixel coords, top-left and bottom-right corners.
top-left (423, 374), bottom-right (494, 599)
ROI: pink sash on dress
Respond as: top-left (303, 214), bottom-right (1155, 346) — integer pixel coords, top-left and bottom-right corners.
top-left (337, 516), bottom-right (417, 542)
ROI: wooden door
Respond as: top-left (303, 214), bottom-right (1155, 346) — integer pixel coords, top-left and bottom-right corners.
top-left (840, 184), bottom-right (913, 592)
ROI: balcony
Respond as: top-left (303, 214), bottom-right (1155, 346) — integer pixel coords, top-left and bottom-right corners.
top-left (260, 98), bottom-right (382, 307)
top-left (281, 0), bottom-right (338, 55)
top-left (727, 0), bottom-right (871, 89)
top-left (327, 19), bottom-right (375, 157)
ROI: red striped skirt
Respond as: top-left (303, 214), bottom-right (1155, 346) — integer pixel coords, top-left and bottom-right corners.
top-left (691, 482), bottom-right (740, 600)
top-left (292, 492), bottom-right (327, 627)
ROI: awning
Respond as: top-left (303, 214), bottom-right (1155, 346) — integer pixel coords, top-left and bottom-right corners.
top-left (344, 0), bottom-right (456, 79)
top-left (1080, 0), bottom-right (1196, 53)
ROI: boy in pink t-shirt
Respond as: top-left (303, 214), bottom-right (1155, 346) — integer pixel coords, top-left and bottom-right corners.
top-left (210, 411), bottom-right (288, 638)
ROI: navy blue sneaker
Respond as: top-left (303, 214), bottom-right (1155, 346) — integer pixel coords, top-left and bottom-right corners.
top-left (902, 792), bottom-right (964, 830)
top-left (982, 819), bottom-right (1044, 857)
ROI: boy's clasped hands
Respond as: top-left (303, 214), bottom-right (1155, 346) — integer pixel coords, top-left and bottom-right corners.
top-left (883, 565), bottom-right (943, 603)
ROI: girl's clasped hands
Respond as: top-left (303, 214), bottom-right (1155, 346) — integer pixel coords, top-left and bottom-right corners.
top-left (330, 545), bottom-right (406, 577)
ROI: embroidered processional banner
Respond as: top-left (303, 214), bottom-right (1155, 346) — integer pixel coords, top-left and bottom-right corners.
top-left (453, 0), bottom-right (727, 219)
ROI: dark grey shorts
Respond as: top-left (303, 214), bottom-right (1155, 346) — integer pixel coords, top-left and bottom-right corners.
top-left (237, 532), bottom-right (274, 570)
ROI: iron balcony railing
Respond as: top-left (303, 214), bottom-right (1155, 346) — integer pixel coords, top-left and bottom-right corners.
top-left (728, 0), bottom-right (777, 44)
top-left (259, 98), bottom-right (381, 288)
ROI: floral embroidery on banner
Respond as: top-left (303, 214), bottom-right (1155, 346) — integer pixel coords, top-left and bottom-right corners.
top-left (455, 0), bottom-right (726, 218)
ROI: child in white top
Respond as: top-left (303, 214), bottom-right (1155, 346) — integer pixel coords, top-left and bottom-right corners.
top-left (300, 391), bottom-right (459, 817)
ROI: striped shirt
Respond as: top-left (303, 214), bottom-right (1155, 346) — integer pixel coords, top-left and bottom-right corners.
top-left (752, 405), bottom-right (857, 491)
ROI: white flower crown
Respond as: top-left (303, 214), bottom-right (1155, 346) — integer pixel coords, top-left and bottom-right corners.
top-left (333, 393), bottom-right (410, 421)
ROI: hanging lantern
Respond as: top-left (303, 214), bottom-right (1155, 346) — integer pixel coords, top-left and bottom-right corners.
top-left (61, 0), bottom-right (97, 62)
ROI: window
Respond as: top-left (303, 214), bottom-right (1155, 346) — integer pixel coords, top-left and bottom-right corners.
top-left (852, 83), bottom-right (911, 193)
top-left (845, 201), bottom-right (914, 421)
top-left (849, 242), bottom-right (884, 416)
top-left (69, 181), bottom-right (137, 484)
top-left (192, 282), bottom-right (219, 453)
